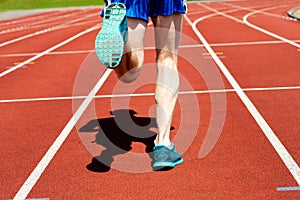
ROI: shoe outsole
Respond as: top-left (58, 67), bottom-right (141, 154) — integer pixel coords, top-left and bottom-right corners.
top-left (152, 158), bottom-right (183, 170)
top-left (95, 3), bottom-right (127, 69)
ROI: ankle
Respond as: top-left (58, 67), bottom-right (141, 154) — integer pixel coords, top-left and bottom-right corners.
top-left (154, 140), bottom-right (172, 149)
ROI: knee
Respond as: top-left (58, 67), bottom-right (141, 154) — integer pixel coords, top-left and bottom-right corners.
top-left (128, 49), bottom-right (144, 68)
top-left (156, 51), bottom-right (177, 70)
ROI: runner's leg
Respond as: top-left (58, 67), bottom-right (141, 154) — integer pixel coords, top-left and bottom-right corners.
top-left (152, 14), bottom-right (183, 147)
top-left (114, 18), bottom-right (147, 83)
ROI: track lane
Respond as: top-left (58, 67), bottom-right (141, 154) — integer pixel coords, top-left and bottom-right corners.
top-left (0, 9), bottom-right (96, 42)
top-left (0, 10), bottom-right (67, 28)
top-left (245, 12), bottom-right (300, 42)
top-left (215, 44), bottom-right (300, 88)
top-left (246, 89), bottom-right (300, 165)
top-left (18, 3), bottom-right (300, 198)
top-left (0, 10), bottom-right (100, 49)
top-left (25, 94), bottom-right (300, 199)
top-left (0, 24), bottom-right (100, 76)
top-left (0, 100), bottom-right (74, 199)
top-left (0, 8), bottom-right (104, 200)
top-left (193, 0), bottom-right (299, 184)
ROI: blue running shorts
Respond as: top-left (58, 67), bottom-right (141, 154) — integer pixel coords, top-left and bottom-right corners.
top-left (102, 0), bottom-right (186, 22)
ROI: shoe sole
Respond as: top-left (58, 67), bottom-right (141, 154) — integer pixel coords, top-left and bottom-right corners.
top-left (95, 3), bottom-right (126, 69)
top-left (152, 158), bottom-right (184, 169)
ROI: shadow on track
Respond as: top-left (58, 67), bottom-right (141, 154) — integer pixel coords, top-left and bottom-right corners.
top-left (79, 109), bottom-right (162, 172)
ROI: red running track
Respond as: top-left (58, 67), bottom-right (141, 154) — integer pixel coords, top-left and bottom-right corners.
top-left (1, 0), bottom-right (300, 199)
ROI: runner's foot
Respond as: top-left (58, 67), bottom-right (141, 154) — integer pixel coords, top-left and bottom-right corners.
top-left (95, 3), bottom-right (128, 69)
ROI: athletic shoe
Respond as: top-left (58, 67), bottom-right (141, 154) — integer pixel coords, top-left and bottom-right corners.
top-left (95, 2), bottom-right (128, 69)
top-left (152, 143), bottom-right (183, 170)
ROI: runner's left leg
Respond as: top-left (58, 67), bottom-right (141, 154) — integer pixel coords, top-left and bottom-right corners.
top-left (151, 13), bottom-right (183, 147)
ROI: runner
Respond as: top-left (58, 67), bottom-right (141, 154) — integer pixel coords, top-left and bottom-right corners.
top-left (95, 0), bottom-right (187, 170)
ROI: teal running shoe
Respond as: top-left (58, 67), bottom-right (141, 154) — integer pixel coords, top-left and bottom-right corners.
top-left (152, 143), bottom-right (183, 170)
top-left (95, 3), bottom-right (128, 69)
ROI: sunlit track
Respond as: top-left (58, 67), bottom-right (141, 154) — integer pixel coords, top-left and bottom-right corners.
top-left (198, 3), bottom-right (244, 23)
top-left (1, 86), bottom-right (300, 103)
top-left (1, 1), bottom-right (300, 199)
top-left (192, 2), bottom-right (278, 15)
top-left (0, 9), bottom-right (86, 30)
top-left (13, 68), bottom-right (113, 200)
top-left (0, 12), bottom-right (99, 47)
top-left (243, 9), bottom-right (300, 48)
top-left (197, 3), bottom-right (292, 24)
top-left (195, 2), bottom-right (300, 47)
top-left (0, 10), bottom-right (64, 27)
top-left (1, 38), bottom-right (300, 58)
top-left (0, 9), bottom-right (99, 35)
top-left (191, 0), bottom-right (300, 186)
top-left (0, 19), bottom-right (98, 36)
top-left (0, 24), bottom-right (100, 77)
top-left (222, 2), bottom-right (298, 21)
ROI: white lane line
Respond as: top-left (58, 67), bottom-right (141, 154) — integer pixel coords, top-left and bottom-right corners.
top-left (2, 39), bottom-right (300, 58)
top-left (0, 9), bottom-right (92, 35)
top-left (243, 10), bottom-right (300, 49)
top-left (198, 3), bottom-right (243, 23)
top-left (0, 24), bottom-right (100, 78)
top-left (0, 10), bottom-right (64, 27)
top-left (198, 3), bottom-right (300, 49)
top-left (198, 3), bottom-right (289, 25)
top-left (0, 12), bottom-right (97, 48)
top-left (13, 69), bottom-right (113, 200)
top-left (185, 12), bottom-right (300, 185)
top-left (208, 39), bottom-right (300, 47)
top-left (0, 50), bottom-right (94, 57)
top-left (277, 186), bottom-right (300, 191)
top-left (0, 18), bottom-right (97, 36)
top-left (1, 86), bottom-right (300, 103)
top-left (223, 2), bottom-right (298, 21)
